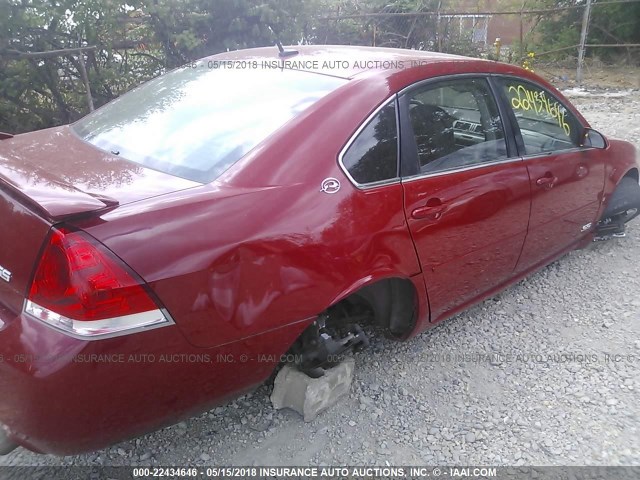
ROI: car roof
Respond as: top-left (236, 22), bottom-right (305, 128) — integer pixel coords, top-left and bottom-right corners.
top-left (209, 45), bottom-right (493, 80)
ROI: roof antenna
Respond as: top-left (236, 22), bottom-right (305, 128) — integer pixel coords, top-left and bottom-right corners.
top-left (269, 26), bottom-right (299, 58)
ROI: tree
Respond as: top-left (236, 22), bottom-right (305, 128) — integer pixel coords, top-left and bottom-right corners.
top-left (0, 0), bottom-right (318, 133)
top-left (535, 0), bottom-right (640, 63)
top-left (0, 0), bottom-right (165, 132)
top-left (311, 0), bottom-right (443, 49)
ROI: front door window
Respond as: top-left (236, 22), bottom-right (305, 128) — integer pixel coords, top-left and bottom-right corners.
top-left (500, 78), bottom-right (582, 155)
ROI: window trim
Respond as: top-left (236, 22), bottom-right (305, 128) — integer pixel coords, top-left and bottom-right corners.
top-left (401, 156), bottom-right (525, 184)
top-left (491, 74), bottom-right (589, 159)
top-left (397, 72), bottom-right (488, 98)
top-left (338, 96), bottom-right (401, 190)
top-left (398, 75), bottom-right (515, 181)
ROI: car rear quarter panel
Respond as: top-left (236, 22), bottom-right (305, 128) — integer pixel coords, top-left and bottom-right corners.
top-left (77, 77), bottom-right (423, 349)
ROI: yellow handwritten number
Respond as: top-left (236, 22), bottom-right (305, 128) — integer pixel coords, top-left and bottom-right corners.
top-left (508, 85), bottom-right (571, 136)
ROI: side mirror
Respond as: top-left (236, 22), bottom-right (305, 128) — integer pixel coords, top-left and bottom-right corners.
top-left (581, 128), bottom-right (607, 149)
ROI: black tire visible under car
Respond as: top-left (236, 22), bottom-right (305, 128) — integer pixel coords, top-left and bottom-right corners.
top-left (602, 177), bottom-right (640, 220)
top-left (596, 176), bottom-right (640, 238)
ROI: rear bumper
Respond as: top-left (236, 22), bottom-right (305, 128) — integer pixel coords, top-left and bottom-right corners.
top-left (0, 308), bottom-right (309, 455)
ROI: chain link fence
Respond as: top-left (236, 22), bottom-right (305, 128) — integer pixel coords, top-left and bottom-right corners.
top-left (310, 0), bottom-right (640, 87)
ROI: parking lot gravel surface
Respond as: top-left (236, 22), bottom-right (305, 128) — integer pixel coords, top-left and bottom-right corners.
top-left (1, 87), bottom-right (640, 471)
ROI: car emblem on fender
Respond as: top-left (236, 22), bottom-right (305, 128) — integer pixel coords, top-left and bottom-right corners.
top-left (320, 177), bottom-right (341, 194)
top-left (0, 265), bottom-right (11, 283)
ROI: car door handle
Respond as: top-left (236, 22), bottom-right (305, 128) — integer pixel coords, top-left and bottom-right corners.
top-left (536, 174), bottom-right (558, 189)
top-left (576, 164), bottom-right (589, 178)
top-left (411, 198), bottom-right (444, 220)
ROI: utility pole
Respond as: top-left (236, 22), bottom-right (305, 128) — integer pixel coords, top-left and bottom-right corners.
top-left (577, 0), bottom-right (593, 86)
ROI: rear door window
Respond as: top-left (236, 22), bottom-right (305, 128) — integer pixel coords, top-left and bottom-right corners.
top-left (341, 101), bottom-right (399, 186)
top-left (405, 78), bottom-right (508, 175)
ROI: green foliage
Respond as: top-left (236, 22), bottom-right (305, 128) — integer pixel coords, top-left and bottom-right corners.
top-left (0, 0), bottom-right (320, 133)
top-left (534, 1), bottom-right (640, 63)
top-left (0, 0), bottom-right (163, 132)
top-left (312, 0), bottom-right (448, 50)
top-left (133, 0), bottom-right (324, 66)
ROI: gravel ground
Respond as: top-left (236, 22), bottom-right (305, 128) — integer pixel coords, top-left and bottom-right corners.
top-left (1, 88), bottom-right (640, 471)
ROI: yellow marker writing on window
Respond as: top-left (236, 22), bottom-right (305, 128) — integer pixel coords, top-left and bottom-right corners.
top-left (508, 85), bottom-right (571, 136)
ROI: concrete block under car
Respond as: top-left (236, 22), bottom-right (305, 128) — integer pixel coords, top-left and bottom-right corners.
top-left (0, 428), bottom-right (17, 455)
top-left (271, 358), bottom-right (355, 421)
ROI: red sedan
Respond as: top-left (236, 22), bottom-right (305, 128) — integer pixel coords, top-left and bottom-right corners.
top-left (1, 46), bottom-right (639, 455)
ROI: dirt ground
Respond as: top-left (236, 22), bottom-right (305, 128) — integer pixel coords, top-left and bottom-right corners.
top-left (536, 64), bottom-right (640, 90)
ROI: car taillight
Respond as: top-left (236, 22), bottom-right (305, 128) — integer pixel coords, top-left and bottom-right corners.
top-left (24, 227), bottom-right (171, 339)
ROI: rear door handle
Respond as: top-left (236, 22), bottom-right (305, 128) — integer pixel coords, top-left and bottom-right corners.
top-left (411, 198), bottom-right (444, 220)
top-left (536, 174), bottom-right (558, 189)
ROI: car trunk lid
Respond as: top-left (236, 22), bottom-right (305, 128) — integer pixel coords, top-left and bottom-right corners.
top-left (0, 126), bottom-right (200, 220)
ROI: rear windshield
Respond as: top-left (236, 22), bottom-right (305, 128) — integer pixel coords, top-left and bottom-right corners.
top-left (73, 65), bottom-right (347, 183)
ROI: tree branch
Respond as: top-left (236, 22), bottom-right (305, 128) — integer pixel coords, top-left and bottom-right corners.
top-left (2, 46), bottom-right (98, 59)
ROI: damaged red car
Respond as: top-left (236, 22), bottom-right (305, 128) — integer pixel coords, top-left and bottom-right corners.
top-left (1, 45), bottom-right (639, 455)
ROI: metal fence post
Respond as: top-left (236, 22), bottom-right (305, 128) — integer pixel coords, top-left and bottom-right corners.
top-left (577, 0), bottom-right (593, 86)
